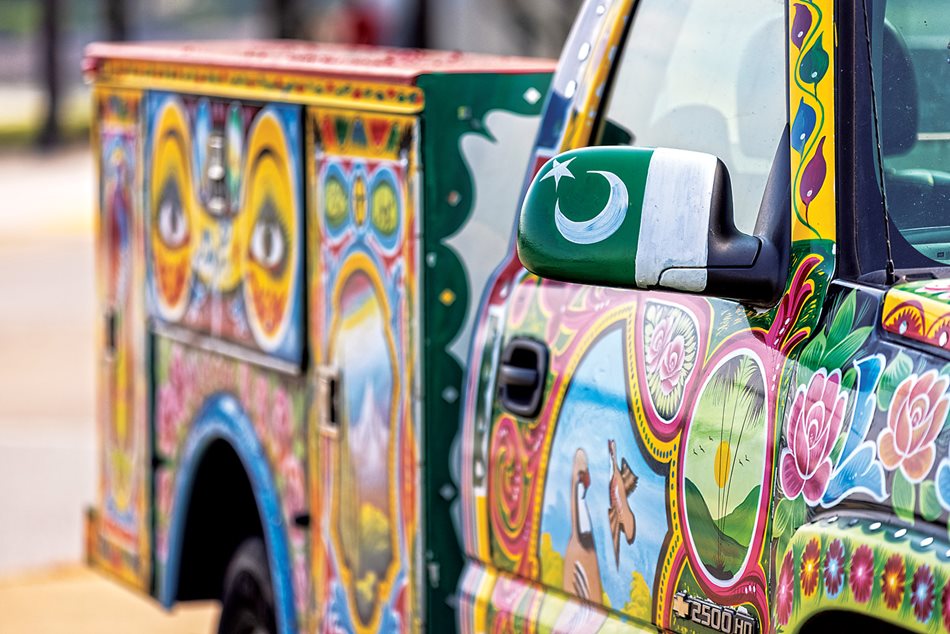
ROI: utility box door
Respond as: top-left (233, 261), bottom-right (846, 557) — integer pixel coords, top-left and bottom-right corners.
top-left (309, 107), bottom-right (421, 633)
top-left (93, 87), bottom-right (151, 589)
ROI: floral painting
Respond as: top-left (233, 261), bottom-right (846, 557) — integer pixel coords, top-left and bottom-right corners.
top-left (152, 339), bottom-right (310, 620)
top-left (641, 302), bottom-right (698, 422)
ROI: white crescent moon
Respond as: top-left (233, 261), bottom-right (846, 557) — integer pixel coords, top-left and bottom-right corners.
top-left (554, 170), bottom-right (629, 245)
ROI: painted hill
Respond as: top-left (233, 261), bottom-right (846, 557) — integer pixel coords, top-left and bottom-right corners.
top-left (683, 478), bottom-right (749, 581)
top-left (718, 485), bottom-right (761, 546)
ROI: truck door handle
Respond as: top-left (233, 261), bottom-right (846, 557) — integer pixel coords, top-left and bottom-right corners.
top-left (498, 337), bottom-right (548, 418)
top-left (104, 309), bottom-right (117, 357)
top-left (317, 366), bottom-right (342, 437)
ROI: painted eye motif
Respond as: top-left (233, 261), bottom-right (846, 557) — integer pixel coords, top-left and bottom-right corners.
top-left (325, 174), bottom-right (348, 228)
top-left (371, 181), bottom-right (398, 236)
top-left (149, 98), bottom-right (195, 323)
top-left (928, 317), bottom-right (950, 349)
top-left (884, 303), bottom-right (924, 337)
top-left (156, 180), bottom-right (188, 248)
top-left (242, 110), bottom-right (297, 352)
top-left (249, 201), bottom-right (288, 274)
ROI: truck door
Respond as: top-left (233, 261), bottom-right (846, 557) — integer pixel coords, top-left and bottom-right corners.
top-left (466, 1), bottom-right (840, 632)
top-left (93, 87), bottom-right (152, 589)
top-left (309, 107), bottom-right (421, 632)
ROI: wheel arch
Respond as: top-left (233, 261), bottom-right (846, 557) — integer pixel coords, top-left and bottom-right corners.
top-left (160, 392), bottom-right (297, 634)
top-left (778, 511), bottom-right (948, 634)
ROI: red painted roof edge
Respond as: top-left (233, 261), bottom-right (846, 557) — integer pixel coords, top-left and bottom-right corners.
top-left (84, 40), bottom-right (557, 84)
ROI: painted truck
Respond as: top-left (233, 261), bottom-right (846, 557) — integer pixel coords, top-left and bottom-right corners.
top-left (85, 0), bottom-right (950, 632)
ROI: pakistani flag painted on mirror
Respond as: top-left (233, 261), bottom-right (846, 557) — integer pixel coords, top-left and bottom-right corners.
top-left (518, 146), bottom-right (654, 288)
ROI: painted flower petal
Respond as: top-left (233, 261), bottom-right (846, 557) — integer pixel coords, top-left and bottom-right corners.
top-left (826, 391), bottom-right (848, 447)
top-left (794, 416), bottom-right (812, 473)
top-left (878, 429), bottom-right (902, 470)
top-left (799, 34), bottom-right (829, 85)
top-left (913, 369), bottom-right (938, 401)
top-left (781, 450), bottom-right (806, 499)
top-left (903, 445), bottom-right (936, 483)
top-left (803, 460), bottom-right (831, 504)
top-left (787, 388), bottom-right (806, 446)
top-left (791, 3), bottom-right (813, 49)
top-left (806, 368), bottom-right (826, 404)
top-left (791, 97), bottom-right (817, 154)
top-left (924, 396), bottom-right (950, 447)
top-left (894, 400), bottom-right (913, 455)
top-left (799, 137), bottom-right (827, 208)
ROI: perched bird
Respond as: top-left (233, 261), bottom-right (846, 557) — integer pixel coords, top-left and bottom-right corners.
top-left (564, 449), bottom-right (602, 602)
top-left (607, 439), bottom-right (638, 569)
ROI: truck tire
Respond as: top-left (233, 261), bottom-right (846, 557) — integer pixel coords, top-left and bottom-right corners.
top-left (217, 537), bottom-right (277, 634)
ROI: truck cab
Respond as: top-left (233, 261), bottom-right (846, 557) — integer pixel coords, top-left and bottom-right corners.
top-left (459, 0), bottom-right (950, 633)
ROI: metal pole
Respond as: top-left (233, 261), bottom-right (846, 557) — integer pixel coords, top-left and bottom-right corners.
top-left (414, 0), bottom-right (428, 48)
top-left (104, 0), bottom-right (128, 42)
top-left (37, 0), bottom-right (61, 149)
top-left (271, 0), bottom-right (299, 39)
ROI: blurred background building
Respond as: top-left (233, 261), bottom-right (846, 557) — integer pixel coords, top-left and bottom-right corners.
top-left (1, 0), bottom-right (580, 148)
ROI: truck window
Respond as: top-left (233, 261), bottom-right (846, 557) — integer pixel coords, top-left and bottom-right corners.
top-left (870, 0), bottom-right (950, 266)
top-left (597, 0), bottom-right (786, 234)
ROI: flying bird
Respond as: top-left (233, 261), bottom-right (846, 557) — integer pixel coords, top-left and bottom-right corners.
top-left (607, 439), bottom-right (638, 569)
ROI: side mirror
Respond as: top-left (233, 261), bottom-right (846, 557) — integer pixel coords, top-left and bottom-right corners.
top-left (517, 146), bottom-right (786, 306)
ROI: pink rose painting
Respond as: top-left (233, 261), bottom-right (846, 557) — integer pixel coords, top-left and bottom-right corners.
top-left (281, 453), bottom-right (306, 515)
top-left (646, 315), bottom-right (674, 372)
top-left (878, 370), bottom-right (950, 482)
top-left (653, 331), bottom-right (686, 396)
top-left (272, 386), bottom-right (294, 453)
top-left (643, 304), bottom-right (697, 420)
top-left (780, 368), bottom-right (848, 504)
top-left (157, 383), bottom-right (184, 458)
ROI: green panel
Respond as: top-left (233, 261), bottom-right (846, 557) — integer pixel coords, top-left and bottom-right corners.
top-left (417, 70), bottom-right (552, 631)
top-left (518, 146), bottom-right (653, 288)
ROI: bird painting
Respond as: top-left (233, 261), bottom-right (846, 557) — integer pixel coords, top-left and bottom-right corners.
top-left (564, 448), bottom-right (602, 602)
top-left (607, 439), bottom-right (638, 569)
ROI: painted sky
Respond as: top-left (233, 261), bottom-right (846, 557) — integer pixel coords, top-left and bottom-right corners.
top-left (540, 327), bottom-right (668, 609)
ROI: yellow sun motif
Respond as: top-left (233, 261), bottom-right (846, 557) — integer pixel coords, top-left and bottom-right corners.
top-left (714, 440), bottom-right (731, 489)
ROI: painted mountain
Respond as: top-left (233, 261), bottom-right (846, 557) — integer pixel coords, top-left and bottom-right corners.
top-left (684, 479), bottom-right (759, 580)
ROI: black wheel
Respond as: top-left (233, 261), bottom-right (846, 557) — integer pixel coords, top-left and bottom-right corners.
top-left (217, 537), bottom-right (277, 634)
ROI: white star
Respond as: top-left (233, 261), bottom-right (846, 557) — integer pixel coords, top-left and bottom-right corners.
top-left (540, 156), bottom-right (576, 191)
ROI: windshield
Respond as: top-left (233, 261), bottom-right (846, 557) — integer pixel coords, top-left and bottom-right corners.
top-left (871, 0), bottom-right (950, 265)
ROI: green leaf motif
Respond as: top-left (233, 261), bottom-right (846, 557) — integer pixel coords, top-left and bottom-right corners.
top-left (773, 498), bottom-right (791, 538)
top-left (790, 494), bottom-right (808, 529)
top-left (878, 352), bottom-right (914, 411)
top-left (799, 34), bottom-right (829, 86)
top-left (892, 469), bottom-right (916, 524)
top-left (799, 331), bottom-right (826, 372)
top-left (827, 291), bottom-right (856, 349)
top-left (822, 326), bottom-right (872, 370)
top-left (921, 481), bottom-right (942, 522)
top-left (841, 366), bottom-right (858, 391)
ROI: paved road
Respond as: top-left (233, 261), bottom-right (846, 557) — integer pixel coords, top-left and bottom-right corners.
top-left (0, 145), bottom-right (217, 630)
top-left (0, 565), bottom-right (216, 633)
